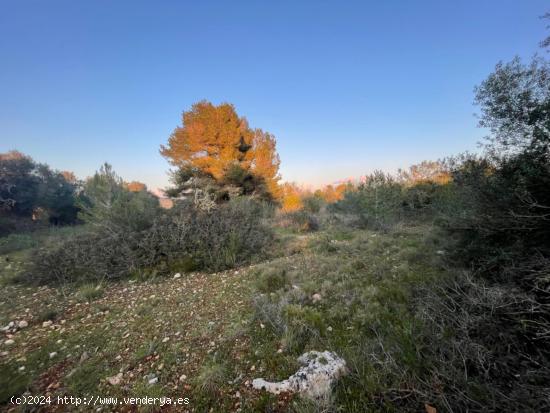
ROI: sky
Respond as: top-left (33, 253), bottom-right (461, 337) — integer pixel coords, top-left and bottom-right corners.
top-left (1, 1), bottom-right (548, 190)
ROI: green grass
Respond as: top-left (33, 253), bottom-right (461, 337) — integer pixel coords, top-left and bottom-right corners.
top-left (77, 283), bottom-right (104, 302)
top-left (243, 223), bottom-right (449, 411)
top-left (0, 218), bottom-right (464, 412)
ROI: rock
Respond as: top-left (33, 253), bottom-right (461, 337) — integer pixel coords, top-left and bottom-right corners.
top-left (4, 339), bottom-right (15, 346)
top-left (312, 293), bottom-right (322, 303)
top-left (49, 352), bottom-right (57, 359)
top-left (162, 337), bottom-right (170, 343)
top-left (18, 366), bottom-right (25, 371)
top-left (18, 320), bottom-right (28, 329)
top-left (148, 376), bottom-right (158, 385)
top-left (179, 374), bottom-right (187, 382)
top-left (42, 321), bottom-right (53, 328)
top-left (173, 273), bottom-right (181, 279)
top-left (252, 351), bottom-right (347, 399)
top-left (106, 372), bottom-right (123, 385)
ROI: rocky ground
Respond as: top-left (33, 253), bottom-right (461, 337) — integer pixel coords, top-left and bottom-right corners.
top-left (0, 259), bottom-right (288, 412)
top-left (1, 225), bottom-right (445, 412)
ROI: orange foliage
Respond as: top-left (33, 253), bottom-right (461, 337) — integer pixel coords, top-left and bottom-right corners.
top-left (281, 182), bottom-right (350, 212)
top-left (161, 101), bottom-right (281, 198)
top-left (281, 183), bottom-right (303, 212)
top-left (126, 181), bottom-right (147, 192)
top-left (317, 183), bottom-right (348, 203)
top-left (61, 171), bottom-right (77, 183)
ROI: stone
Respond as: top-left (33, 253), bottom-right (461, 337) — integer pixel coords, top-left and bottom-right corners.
top-left (49, 352), bottom-right (57, 359)
top-left (312, 293), bottom-right (322, 303)
top-left (252, 351), bottom-right (347, 399)
top-left (42, 320), bottom-right (53, 328)
top-left (179, 374), bottom-right (187, 382)
top-left (173, 273), bottom-right (181, 279)
top-left (148, 376), bottom-right (158, 385)
top-left (18, 320), bottom-right (28, 329)
top-left (4, 339), bottom-right (15, 346)
top-left (106, 372), bottom-right (123, 386)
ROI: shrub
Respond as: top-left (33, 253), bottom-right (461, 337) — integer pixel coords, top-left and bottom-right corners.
top-left (411, 274), bottom-right (550, 411)
top-left (330, 171), bottom-right (404, 231)
top-left (77, 283), bottom-right (104, 302)
top-left (0, 233), bottom-right (38, 254)
top-left (28, 198), bottom-right (273, 284)
top-left (277, 210), bottom-right (319, 233)
top-left (301, 195), bottom-right (324, 214)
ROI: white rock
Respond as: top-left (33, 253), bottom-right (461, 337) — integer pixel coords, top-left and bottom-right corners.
top-left (179, 374), bottom-right (187, 382)
top-left (106, 372), bottom-right (123, 385)
top-left (18, 320), bottom-right (28, 329)
top-left (312, 293), bottom-right (322, 303)
top-left (42, 321), bottom-right (53, 327)
top-left (173, 273), bottom-right (181, 279)
top-left (148, 377), bottom-right (158, 385)
top-left (162, 337), bottom-right (170, 343)
top-left (252, 351), bottom-right (347, 399)
top-left (4, 339), bottom-right (15, 346)
top-left (18, 366), bottom-right (25, 371)
top-left (49, 352), bottom-right (57, 359)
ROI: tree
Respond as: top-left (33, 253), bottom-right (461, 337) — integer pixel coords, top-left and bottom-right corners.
top-left (281, 183), bottom-right (303, 212)
top-left (398, 160), bottom-right (451, 185)
top-left (79, 163), bottom-right (159, 233)
top-left (474, 57), bottom-right (550, 156)
top-left (161, 101), bottom-right (281, 200)
top-left (249, 129), bottom-right (281, 199)
top-left (126, 181), bottom-right (147, 192)
top-left (0, 151), bottom-right (39, 215)
top-left (0, 151), bottom-right (78, 224)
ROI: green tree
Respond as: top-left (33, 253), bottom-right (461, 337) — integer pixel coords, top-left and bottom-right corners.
top-left (79, 163), bottom-right (159, 233)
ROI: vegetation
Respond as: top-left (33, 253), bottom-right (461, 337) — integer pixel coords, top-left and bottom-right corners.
top-left (0, 21), bottom-right (549, 413)
top-left (0, 151), bottom-right (79, 235)
top-left (161, 101), bottom-right (282, 202)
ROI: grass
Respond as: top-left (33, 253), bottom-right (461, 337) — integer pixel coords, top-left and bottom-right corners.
top-left (0, 219), bottom-right (467, 412)
top-left (77, 283), bottom-right (104, 302)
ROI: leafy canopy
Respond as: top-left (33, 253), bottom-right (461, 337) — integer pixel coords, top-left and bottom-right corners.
top-left (161, 101), bottom-right (281, 199)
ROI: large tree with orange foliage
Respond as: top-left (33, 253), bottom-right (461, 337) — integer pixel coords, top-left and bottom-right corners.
top-left (161, 101), bottom-right (281, 199)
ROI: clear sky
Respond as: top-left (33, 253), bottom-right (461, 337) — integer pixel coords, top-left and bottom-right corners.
top-left (1, 1), bottom-right (548, 190)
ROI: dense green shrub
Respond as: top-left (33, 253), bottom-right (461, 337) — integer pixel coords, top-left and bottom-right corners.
top-left (27, 198), bottom-right (273, 284)
top-left (78, 163), bottom-right (160, 233)
top-left (301, 194), bottom-right (325, 214)
top-left (330, 171), bottom-right (404, 231)
top-left (0, 151), bottom-right (79, 232)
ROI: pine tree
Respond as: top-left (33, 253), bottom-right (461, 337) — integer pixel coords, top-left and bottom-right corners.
top-left (161, 101), bottom-right (281, 200)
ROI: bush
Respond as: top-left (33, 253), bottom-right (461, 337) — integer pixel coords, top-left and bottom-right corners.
top-left (277, 210), bottom-right (319, 232)
top-left (330, 171), bottom-right (404, 231)
top-left (443, 152), bottom-right (550, 290)
top-left (411, 274), bottom-right (550, 411)
top-left (28, 198), bottom-right (273, 284)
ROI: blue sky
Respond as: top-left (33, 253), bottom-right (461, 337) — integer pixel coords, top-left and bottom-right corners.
top-left (1, 0), bottom-right (548, 189)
